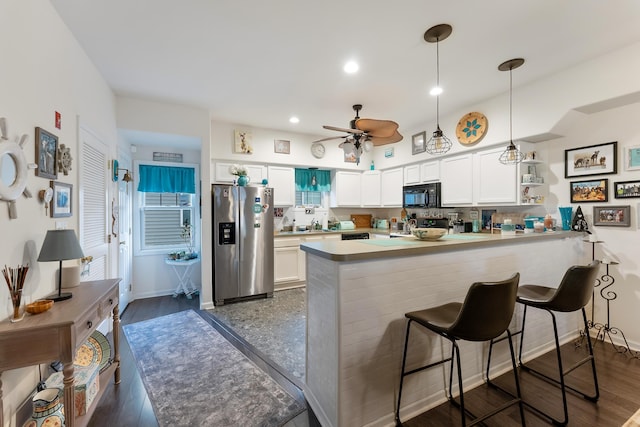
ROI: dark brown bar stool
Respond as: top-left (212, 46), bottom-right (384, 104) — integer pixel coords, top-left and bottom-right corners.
top-left (395, 273), bottom-right (524, 427)
top-left (487, 260), bottom-right (601, 426)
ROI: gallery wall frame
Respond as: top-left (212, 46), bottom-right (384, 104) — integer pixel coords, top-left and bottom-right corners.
top-left (570, 178), bottom-right (608, 203)
top-left (625, 145), bottom-right (640, 171)
top-left (412, 131), bottom-right (426, 155)
top-left (274, 139), bottom-right (290, 154)
top-left (593, 205), bottom-right (630, 227)
top-left (614, 180), bottom-right (640, 199)
top-left (564, 141), bottom-right (617, 178)
top-left (35, 127), bottom-right (58, 179)
top-left (51, 181), bottom-right (72, 218)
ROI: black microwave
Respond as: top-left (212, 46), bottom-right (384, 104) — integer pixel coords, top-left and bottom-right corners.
top-left (403, 183), bottom-right (441, 208)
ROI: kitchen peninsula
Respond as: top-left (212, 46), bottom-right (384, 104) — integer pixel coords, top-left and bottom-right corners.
top-left (300, 231), bottom-right (587, 427)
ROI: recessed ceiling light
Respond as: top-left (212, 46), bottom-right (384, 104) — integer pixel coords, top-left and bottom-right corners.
top-left (289, 116), bottom-right (299, 124)
top-left (430, 86), bottom-right (443, 96)
top-left (344, 61), bottom-right (359, 74)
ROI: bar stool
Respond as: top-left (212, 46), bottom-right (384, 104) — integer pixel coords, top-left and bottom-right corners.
top-left (395, 273), bottom-right (524, 427)
top-left (487, 260), bottom-right (601, 426)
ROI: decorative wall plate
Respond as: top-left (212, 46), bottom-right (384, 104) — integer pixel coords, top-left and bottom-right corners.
top-left (456, 112), bottom-right (488, 145)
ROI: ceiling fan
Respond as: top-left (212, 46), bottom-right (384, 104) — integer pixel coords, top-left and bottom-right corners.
top-left (312, 104), bottom-right (403, 164)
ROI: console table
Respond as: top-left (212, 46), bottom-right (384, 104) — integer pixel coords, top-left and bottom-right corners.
top-left (0, 278), bottom-right (121, 427)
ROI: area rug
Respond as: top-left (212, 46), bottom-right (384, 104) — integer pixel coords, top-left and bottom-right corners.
top-left (123, 309), bottom-right (305, 427)
top-left (623, 408), bottom-right (640, 427)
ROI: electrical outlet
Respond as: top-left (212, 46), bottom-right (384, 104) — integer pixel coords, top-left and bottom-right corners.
top-left (55, 221), bottom-right (67, 230)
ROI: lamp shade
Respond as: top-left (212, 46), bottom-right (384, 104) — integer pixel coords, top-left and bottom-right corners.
top-left (38, 230), bottom-right (85, 262)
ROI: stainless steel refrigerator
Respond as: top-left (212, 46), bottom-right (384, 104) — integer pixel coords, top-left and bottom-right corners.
top-left (212, 184), bottom-right (274, 305)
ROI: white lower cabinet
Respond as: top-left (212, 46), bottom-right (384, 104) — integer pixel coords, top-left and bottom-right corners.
top-left (274, 234), bottom-right (342, 289)
top-left (274, 238), bottom-right (304, 288)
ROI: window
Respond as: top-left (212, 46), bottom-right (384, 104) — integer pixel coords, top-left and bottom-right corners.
top-left (295, 191), bottom-right (323, 207)
top-left (140, 192), bottom-right (194, 251)
top-left (134, 161), bottom-right (199, 255)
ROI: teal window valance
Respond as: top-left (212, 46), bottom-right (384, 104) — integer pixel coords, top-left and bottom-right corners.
top-left (295, 169), bottom-right (331, 192)
top-left (137, 165), bottom-right (196, 194)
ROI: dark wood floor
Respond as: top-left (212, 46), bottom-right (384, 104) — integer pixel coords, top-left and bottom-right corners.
top-left (89, 296), bottom-right (640, 426)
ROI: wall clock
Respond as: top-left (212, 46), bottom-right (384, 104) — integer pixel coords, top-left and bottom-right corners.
top-left (456, 112), bottom-right (488, 146)
top-left (311, 142), bottom-right (325, 159)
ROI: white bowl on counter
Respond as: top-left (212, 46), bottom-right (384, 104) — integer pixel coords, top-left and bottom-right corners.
top-left (411, 227), bottom-right (448, 241)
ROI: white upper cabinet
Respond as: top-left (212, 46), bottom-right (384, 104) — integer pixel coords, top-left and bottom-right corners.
top-left (420, 161), bottom-right (440, 182)
top-left (361, 170), bottom-right (381, 206)
top-left (330, 171), bottom-right (362, 207)
top-left (403, 165), bottom-right (421, 185)
top-left (214, 162), bottom-right (267, 184)
top-left (474, 146), bottom-right (517, 204)
top-left (440, 154), bottom-right (473, 206)
top-left (405, 161), bottom-right (439, 185)
top-left (268, 166), bottom-right (295, 206)
top-left (380, 168), bottom-right (403, 207)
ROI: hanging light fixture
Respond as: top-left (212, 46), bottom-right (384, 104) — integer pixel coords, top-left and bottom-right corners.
top-left (498, 58), bottom-right (525, 164)
top-left (424, 24), bottom-right (453, 155)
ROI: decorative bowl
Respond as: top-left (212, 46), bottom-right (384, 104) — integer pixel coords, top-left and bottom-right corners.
top-left (25, 299), bottom-right (54, 314)
top-left (411, 227), bottom-right (447, 241)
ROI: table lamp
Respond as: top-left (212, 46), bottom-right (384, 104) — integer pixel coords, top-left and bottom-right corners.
top-left (38, 229), bottom-right (85, 301)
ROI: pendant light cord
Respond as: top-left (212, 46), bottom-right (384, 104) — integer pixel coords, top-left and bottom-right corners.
top-left (509, 66), bottom-right (513, 143)
top-left (436, 38), bottom-right (440, 128)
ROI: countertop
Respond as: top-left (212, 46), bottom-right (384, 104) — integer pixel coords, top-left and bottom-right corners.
top-left (274, 227), bottom-right (386, 237)
top-left (299, 230), bottom-right (578, 261)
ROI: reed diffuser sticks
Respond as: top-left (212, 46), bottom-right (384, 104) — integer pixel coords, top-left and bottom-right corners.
top-left (3, 264), bottom-right (29, 322)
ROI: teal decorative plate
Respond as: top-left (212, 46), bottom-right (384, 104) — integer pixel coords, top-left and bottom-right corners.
top-left (456, 112), bottom-right (488, 145)
top-left (74, 330), bottom-right (112, 373)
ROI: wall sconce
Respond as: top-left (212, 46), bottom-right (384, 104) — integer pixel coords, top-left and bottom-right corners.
top-left (112, 159), bottom-right (133, 182)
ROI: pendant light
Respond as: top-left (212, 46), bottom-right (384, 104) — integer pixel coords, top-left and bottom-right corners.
top-left (498, 58), bottom-right (525, 164)
top-left (424, 24), bottom-right (453, 155)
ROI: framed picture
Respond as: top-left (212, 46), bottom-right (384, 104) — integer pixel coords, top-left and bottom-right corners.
top-left (570, 179), bottom-right (608, 203)
top-left (614, 180), bottom-right (640, 199)
top-left (274, 139), bottom-right (290, 154)
top-left (51, 181), bottom-right (72, 218)
top-left (233, 130), bottom-right (253, 154)
top-left (35, 127), bottom-right (58, 179)
top-left (564, 141), bottom-right (617, 178)
top-left (625, 145), bottom-right (640, 171)
top-left (593, 205), bottom-right (630, 227)
top-left (412, 131), bottom-right (426, 155)
top-left (384, 147), bottom-right (394, 158)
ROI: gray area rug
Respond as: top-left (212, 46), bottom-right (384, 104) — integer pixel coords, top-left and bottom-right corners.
top-left (123, 309), bottom-right (305, 427)
top-left (207, 288), bottom-right (306, 380)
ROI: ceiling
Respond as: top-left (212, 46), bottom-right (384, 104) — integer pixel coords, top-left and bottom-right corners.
top-left (51, 1), bottom-right (640, 146)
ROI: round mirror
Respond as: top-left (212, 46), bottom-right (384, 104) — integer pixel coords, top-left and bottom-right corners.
top-left (1, 151), bottom-right (17, 187)
top-left (0, 141), bottom-right (28, 202)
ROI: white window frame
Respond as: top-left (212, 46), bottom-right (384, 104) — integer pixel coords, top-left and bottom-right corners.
top-left (133, 160), bottom-right (200, 256)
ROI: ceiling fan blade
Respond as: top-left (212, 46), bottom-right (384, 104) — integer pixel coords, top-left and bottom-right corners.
top-left (368, 130), bottom-right (403, 146)
top-left (323, 125), bottom-right (364, 134)
top-left (311, 135), bottom-right (348, 143)
top-left (355, 118), bottom-right (399, 138)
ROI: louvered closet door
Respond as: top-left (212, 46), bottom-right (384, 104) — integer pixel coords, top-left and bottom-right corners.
top-left (79, 126), bottom-right (109, 280)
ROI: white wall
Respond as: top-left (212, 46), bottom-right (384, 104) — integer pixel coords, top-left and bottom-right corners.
top-left (1, 0), bottom-right (118, 424)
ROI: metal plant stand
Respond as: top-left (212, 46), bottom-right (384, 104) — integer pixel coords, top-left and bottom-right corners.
top-left (580, 240), bottom-right (640, 358)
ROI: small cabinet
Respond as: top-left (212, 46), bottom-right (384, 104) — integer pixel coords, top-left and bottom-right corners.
top-left (331, 171), bottom-right (362, 207)
top-left (440, 154), bottom-right (473, 206)
top-left (361, 170), bottom-right (381, 206)
top-left (403, 165), bottom-right (421, 185)
top-left (420, 161), bottom-right (440, 182)
top-left (268, 166), bottom-right (295, 206)
top-left (214, 162), bottom-right (267, 184)
top-left (381, 168), bottom-right (403, 206)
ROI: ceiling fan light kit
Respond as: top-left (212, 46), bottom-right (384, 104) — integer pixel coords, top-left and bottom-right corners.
top-left (424, 23), bottom-right (453, 156)
top-left (498, 58), bottom-right (525, 165)
top-left (313, 104), bottom-right (402, 165)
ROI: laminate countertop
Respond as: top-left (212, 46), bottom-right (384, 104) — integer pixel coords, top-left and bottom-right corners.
top-left (300, 230), bottom-right (577, 262)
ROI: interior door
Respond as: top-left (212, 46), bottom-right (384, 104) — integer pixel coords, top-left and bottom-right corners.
top-left (117, 152), bottom-right (133, 313)
top-left (79, 126), bottom-right (109, 281)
